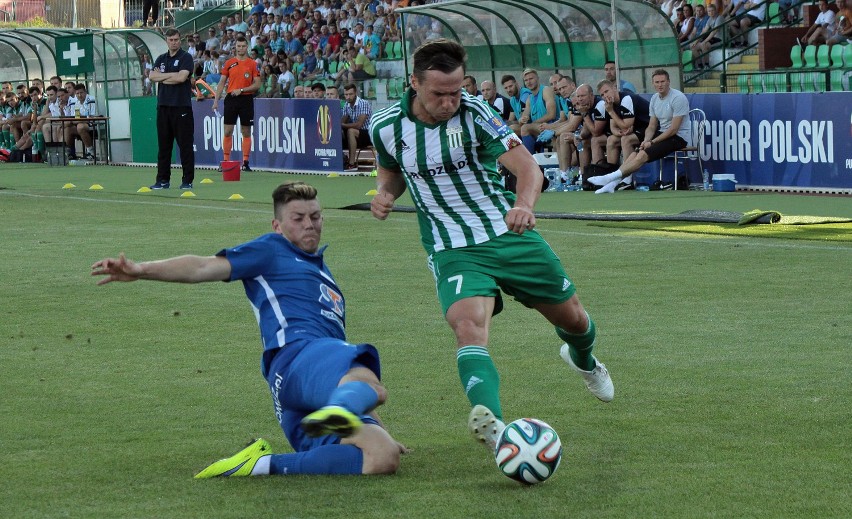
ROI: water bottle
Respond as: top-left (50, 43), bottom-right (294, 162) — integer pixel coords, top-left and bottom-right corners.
top-left (702, 168), bottom-right (710, 191)
top-left (543, 168), bottom-right (559, 192)
top-left (574, 130), bottom-right (583, 152)
top-left (74, 107), bottom-right (81, 118)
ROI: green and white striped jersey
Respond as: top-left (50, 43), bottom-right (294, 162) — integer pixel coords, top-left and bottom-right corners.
top-left (370, 90), bottom-right (524, 255)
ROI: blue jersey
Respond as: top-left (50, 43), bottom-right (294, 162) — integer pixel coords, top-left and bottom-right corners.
top-left (217, 233), bottom-right (346, 375)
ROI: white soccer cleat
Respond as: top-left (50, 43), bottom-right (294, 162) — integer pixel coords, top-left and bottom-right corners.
top-left (560, 344), bottom-right (614, 402)
top-left (468, 404), bottom-right (505, 451)
top-left (594, 179), bottom-right (620, 194)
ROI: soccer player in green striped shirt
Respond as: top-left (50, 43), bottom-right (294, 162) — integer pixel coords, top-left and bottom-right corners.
top-left (369, 39), bottom-right (615, 452)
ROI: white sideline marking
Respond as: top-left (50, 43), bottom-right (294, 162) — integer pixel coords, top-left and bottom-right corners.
top-left (2, 190), bottom-right (849, 252)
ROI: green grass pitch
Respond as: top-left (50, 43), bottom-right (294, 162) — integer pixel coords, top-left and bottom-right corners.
top-left (1, 164), bottom-right (850, 518)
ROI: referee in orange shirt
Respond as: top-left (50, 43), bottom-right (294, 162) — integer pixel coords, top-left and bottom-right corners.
top-left (213, 36), bottom-right (261, 171)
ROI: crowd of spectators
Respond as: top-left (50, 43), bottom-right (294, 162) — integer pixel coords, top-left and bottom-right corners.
top-left (169, 0), bottom-right (433, 99)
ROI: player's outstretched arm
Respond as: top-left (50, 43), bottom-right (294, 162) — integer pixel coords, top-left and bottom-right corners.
top-left (92, 253), bottom-right (232, 285)
top-left (371, 165), bottom-right (407, 220)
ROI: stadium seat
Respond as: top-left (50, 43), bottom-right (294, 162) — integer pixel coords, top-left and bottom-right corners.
top-left (658, 108), bottom-right (706, 190)
top-left (737, 74), bottom-right (750, 93)
top-left (803, 45), bottom-right (817, 68)
top-left (682, 49), bottom-right (693, 72)
top-left (816, 45), bottom-right (831, 68)
top-left (830, 69), bottom-right (843, 91)
top-left (844, 45), bottom-right (852, 68)
top-left (829, 44), bottom-right (845, 68)
top-left (768, 2), bottom-right (782, 25)
top-left (751, 74), bottom-right (766, 93)
top-left (328, 61), bottom-right (339, 76)
top-left (800, 72), bottom-right (819, 92)
top-left (789, 45), bottom-right (803, 68)
top-left (390, 41), bottom-right (402, 60)
top-left (789, 72), bottom-right (804, 92)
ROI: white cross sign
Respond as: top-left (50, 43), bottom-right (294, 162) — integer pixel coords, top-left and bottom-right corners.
top-left (63, 42), bottom-right (86, 67)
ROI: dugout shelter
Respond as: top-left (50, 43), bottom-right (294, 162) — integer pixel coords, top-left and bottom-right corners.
top-left (0, 28), bottom-right (166, 161)
top-left (395, 0), bottom-right (682, 92)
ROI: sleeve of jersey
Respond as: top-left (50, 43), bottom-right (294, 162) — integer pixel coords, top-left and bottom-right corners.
top-left (470, 100), bottom-right (522, 156)
top-left (369, 121), bottom-right (399, 170)
top-left (621, 96), bottom-right (636, 118)
top-left (216, 236), bottom-right (275, 282)
top-left (672, 93), bottom-right (690, 118)
top-left (181, 54), bottom-right (194, 74)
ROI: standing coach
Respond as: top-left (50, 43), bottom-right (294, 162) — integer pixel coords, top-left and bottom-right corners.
top-left (149, 28), bottom-right (195, 190)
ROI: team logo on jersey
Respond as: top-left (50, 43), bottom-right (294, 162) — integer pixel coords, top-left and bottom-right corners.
top-left (316, 105), bottom-right (332, 144)
top-left (446, 125), bottom-right (464, 149)
top-left (504, 134), bottom-right (523, 149)
top-left (319, 284), bottom-right (344, 317)
top-left (399, 138), bottom-right (410, 151)
top-left (244, 72), bottom-right (250, 79)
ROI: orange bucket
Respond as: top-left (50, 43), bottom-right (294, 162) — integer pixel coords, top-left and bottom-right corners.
top-left (221, 160), bottom-right (241, 181)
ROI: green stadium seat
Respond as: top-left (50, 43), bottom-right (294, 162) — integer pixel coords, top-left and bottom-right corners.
top-left (789, 45), bottom-right (803, 68)
top-left (768, 3), bottom-right (782, 25)
top-left (844, 45), bottom-right (852, 68)
top-left (789, 72), bottom-right (804, 92)
top-left (830, 69), bottom-right (843, 90)
top-left (800, 72), bottom-right (819, 92)
top-left (328, 61), bottom-right (339, 75)
top-left (829, 44), bottom-right (845, 68)
top-left (682, 49), bottom-right (693, 72)
top-left (803, 45), bottom-right (818, 68)
top-left (752, 74), bottom-right (766, 94)
top-left (737, 74), bottom-right (750, 93)
top-left (390, 40), bottom-right (402, 60)
top-left (816, 45), bottom-right (831, 68)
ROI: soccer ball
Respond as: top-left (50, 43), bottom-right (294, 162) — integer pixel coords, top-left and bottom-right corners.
top-left (495, 418), bottom-right (562, 485)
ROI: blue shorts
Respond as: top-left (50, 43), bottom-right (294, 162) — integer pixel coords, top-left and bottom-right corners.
top-left (265, 338), bottom-right (381, 452)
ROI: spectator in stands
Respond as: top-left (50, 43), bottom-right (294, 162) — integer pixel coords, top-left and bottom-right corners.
top-left (692, 3), bottom-right (724, 69)
top-left (734, 0), bottom-right (767, 47)
top-left (691, 4), bottom-right (710, 41)
top-left (278, 65), bottom-right (295, 97)
top-left (311, 82), bottom-right (326, 99)
top-left (327, 24), bottom-right (343, 54)
top-left (326, 85), bottom-right (341, 104)
top-left (343, 41), bottom-right (377, 83)
top-left (827, 0), bottom-right (852, 46)
top-left (352, 22), bottom-right (366, 45)
top-left (293, 84), bottom-right (306, 98)
top-left (517, 68), bottom-right (558, 154)
top-left (480, 80), bottom-right (511, 122)
top-left (363, 25), bottom-right (382, 59)
top-left (462, 75), bottom-right (481, 98)
top-left (259, 64), bottom-right (280, 97)
top-left (250, 0), bottom-right (265, 16)
top-left (292, 9), bottom-right (308, 39)
top-left (604, 60), bottom-right (637, 93)
top-left (500, 74), bottom-right (531, 134)
top-left (206, 27), bottom-right (221, 52)
top-left (803, 0), bottom-right (836, 46)
top-left (587, 69), bottom-right (690, 194)
top-left (341, 83), bottom-right (372, 173)
top-left (677, 5), bottom-right (695, 47)
top-left (283, 30), bottom-right (304, 59)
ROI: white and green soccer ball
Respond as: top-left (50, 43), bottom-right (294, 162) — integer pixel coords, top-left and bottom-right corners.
top-left (495, 418), bottom-right (562, 485)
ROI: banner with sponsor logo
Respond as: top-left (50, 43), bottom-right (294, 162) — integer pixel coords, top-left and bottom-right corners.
top-left (192, 98), bottom-right (342, 173)
top-left (686, 92), bottom-right (851, 189)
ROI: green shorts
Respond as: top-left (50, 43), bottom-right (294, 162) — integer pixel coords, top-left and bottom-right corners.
top-left (428, 230), bottom-right (576, 316)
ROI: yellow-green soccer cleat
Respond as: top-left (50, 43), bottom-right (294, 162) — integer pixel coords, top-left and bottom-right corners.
top-left (300, 405), bottom-right (363, 438)
top-left (194, 438), bottom-right (272, 479)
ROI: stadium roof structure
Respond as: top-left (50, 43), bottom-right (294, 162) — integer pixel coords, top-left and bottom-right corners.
top-left (0, 28), bottom-right (166, 100)
top-left (395, 0), bottom-right (682, 91)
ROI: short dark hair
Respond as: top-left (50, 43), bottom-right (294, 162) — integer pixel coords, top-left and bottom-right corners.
top-left (605, 60), bottom-right (616, 67)
top-left (412, 38), bottom-right (466, 80)
top-left (165, 28), bottom-right (180, 38)
top-left (343, 83), bottom-right (358, 93)
top-left (652, 69), bottom-right (670, 80)
top-left (74, 83), bottom-right (86, 92)
top-left (311, 82), bottom-right (326, 92)
top-left (46, 85), bottom-right (58, 94)
top-left (28, 86), bottom-right (40, 95)
top-left (500, 74), bottom-right (517, 85)
top-left (272, 182), bottom-right (318, 217)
